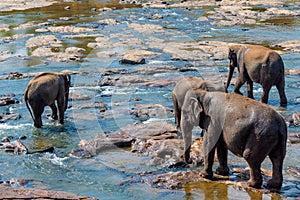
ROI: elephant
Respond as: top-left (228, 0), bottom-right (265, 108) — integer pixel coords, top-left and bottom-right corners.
top-left (172, 77), bottom-right (226, 138)
top-left (226, 44), bottom-right (287, 106)
top-left (181, 89), bottom-right (287, 190)
top-left (24, 72), bottom-right (71, 128)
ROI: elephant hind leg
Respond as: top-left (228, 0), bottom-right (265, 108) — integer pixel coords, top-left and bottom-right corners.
top-left (49, 104), bottom-right (58, 120)
top-left (266, 147), bottom-right (284, 190)
top-left (261, 85), bottom-right (272, 104)
top-left (31, 104), bottom-right (44, 128)
top-left (243, 140), bottom-right (268, 188)
top-left (276, 79), bottom-right (287, 106)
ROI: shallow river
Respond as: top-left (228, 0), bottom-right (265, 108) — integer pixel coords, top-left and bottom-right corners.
top-left (0, 0), bottom-right (299, 199)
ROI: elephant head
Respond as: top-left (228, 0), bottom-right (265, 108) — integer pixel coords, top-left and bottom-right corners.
top-left (180, 89), bottom-right (203, 163)
top-left (226, 45), bottom-right (241, 89)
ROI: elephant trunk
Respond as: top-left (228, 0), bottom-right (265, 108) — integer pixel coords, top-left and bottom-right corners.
top-left (226, 65), bottom-right (234, 89)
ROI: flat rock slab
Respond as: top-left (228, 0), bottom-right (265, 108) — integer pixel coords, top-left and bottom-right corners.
top-left (0, 185), bottom-right (96, 200)
top-left (143, 167), bottom-right (274, 193)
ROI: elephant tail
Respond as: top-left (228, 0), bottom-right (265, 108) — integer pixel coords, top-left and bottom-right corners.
top-left (279, 117), bottom-right (288, 158)
top-left (24, 87), bottom-right (36, 125)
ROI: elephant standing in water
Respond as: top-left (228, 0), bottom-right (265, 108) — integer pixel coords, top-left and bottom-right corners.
top-left (226, 44), bottom-right (287, 106)
top-left (24, 72), bottom-right (71, 128)
top-left (172, 77), bottom-right (226, 138)
top-left (181, 89), bottom-right (287, 190)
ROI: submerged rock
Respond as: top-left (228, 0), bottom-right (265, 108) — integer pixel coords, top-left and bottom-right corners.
top-left (0, 140), bottom-right (28, 154)
top-left (0, 113), bottom-right (21, 123)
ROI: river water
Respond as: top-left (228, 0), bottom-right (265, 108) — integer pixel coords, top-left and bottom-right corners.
top-left (0, 0), bottom-right (299, 199)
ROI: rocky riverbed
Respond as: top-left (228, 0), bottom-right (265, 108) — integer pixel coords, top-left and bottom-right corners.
top-left (0, 0), bottom-right (300, 199)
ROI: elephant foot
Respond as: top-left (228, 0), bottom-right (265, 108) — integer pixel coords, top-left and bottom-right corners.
top-left (200, 169), bottom-right (213, 179)
top-left (215, 166), bottom-right (230, 176)
top-left (247, 179), bottom-right (262, 189)
top-left (266, 179), bottom-right (282, 191)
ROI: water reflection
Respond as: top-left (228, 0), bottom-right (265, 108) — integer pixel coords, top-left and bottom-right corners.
top-left (184, 181), bottom-right (283, 200)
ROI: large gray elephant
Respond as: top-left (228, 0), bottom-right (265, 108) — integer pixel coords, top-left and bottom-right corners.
top-left (181, 89), bottom-right (287, 190)
top-left (24, 72), bottom-right (71, 128)
top-left (226, 44), bottom-right (287, 106)
top-left (172, 77), bottom-right (226, 138)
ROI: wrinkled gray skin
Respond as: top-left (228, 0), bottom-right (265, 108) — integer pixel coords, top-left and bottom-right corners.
top-left (172, 77), bottom-right (226, 138)
top-left (24, 72), bottom-right (71, 128)
top-left (181, 89), bottom-right (287, 190)
top-left (226, 44), bottom-right (287, 106)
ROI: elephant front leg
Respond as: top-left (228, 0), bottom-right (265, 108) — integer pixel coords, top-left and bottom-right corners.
top-left (200, 146), bottom-right (215, 179)
top-left (246, 80), bottom-right (254, 99)
top-left (215, 136), bottom-right (229, 176)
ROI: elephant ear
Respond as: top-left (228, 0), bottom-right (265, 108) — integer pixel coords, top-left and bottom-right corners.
top-left (189, 97), bottom-right (203, 125)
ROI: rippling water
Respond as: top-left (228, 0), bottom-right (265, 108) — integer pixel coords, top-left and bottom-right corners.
top-left (0, 0), bottom-right (299, 199)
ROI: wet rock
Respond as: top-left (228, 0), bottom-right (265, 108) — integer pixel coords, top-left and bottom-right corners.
top-left (0, 140), bottom-right (28, 154)
top-left (0, 95), bottom-right (19, 106)
top-left (273, 40), bottom-right (300, 53)
top-left (0, 185), bottom-right (96, 199)
top-left (2, 34), bottom-right (34, 43)
top-left (285, 68), bottom-right (300, 76)
top-left (48, 26), bottom-right (96, 33)
top-left (284, 112), bottom-right (300, 127)
top-left (130, 104), bottom-right (173, 121)
top-left (98, 19), bottom-right (120, 26)
top-left (71, 102), bottom-right (108, 112)
top-left (286, 166), bottom-right (300, 177)
top-left (69, 92), bottom-right (92, 101)
top-left (128, 23), bottom-right (164, 34)
top-left (26, 35), bottom-right (62, 48)
top-left (98, 68), bottom-right (127, 76)
top-left (288, 133), bottom-right (300, 144)
top-left (145, 167), bottom-right (273, 192)
top-left (120, 54), bottom-right (145, 65)
top-left (0, 0), bottom-right (56, 12)
top-left (0, 24), bottom-right (10, 31)
top-left (65, 47), bottom-right (86, 54)
top-left (73, 122), bottom-right (177, 156)
top-left (0, 113), bottom-right (21, 123)
top-left (133, 65), bottom-right (179, 75)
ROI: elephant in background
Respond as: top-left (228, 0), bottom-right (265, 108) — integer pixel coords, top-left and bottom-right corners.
top-left (226, 44), bottom-right (287, 106)
top-left (181, 89), bottom-right (287, 190)
top-left (24, 72), bottom-right (71, 128)
top-left (172, 77), bottom-right (226, 138)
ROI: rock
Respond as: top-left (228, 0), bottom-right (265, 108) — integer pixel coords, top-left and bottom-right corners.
top-left (288, 133), bottom-right (300, 144)
top-left (0, 95), bottom-right (19, 106)
top-left (69, 92), bottom-right (92, 101)
top-left (48, 26), bottom-right (96, 33)
top-left (0, 140), bottom-right (28, 154)
top-left (130, 104), bottom-right (173, 121)
top-left (286, 166), bottom-right (300, 177)
top-left (0, 24), bottom-right (10, 31)
top-left (144, 167), bottom-right (273, 192)
top-left (273, 40), bottom-right (300, 53)
top-left (65, 47), bottom-right (86, 54)
top-left (0, 185), bottom-right (96, 199)
top-left (285, 68), bottom-right (300, 76)
top-left (120, 54), bottom-right (146, 65)
top-left (26, 35), bottom-right (62, 48)
top-left (133, 65), bottom-right (178, 75)
top-left (0, 113), bottom-right (21, 123)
